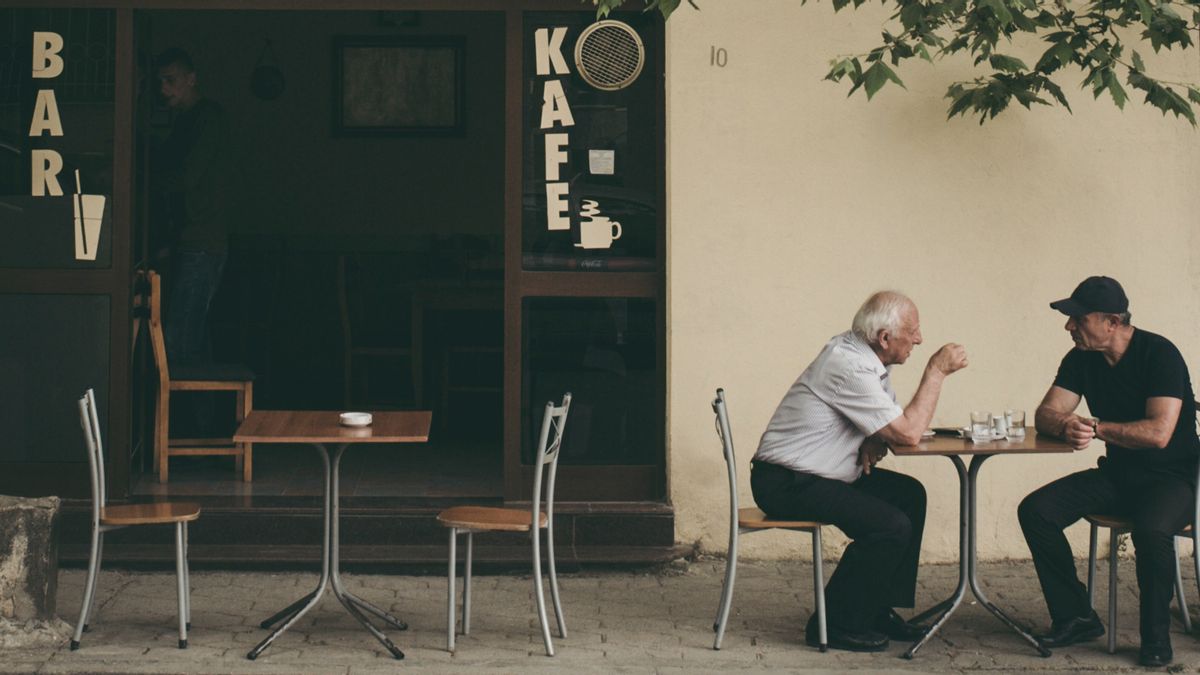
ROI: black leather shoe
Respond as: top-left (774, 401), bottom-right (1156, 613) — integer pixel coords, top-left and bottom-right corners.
top-left (1036, 611), bottom-right (1105, 648)
top-left (874, 608), bottom-right (928, 641)
top-left (1138, 641), bottom-right (1172, 667)
top-left (805, 616), bottom-right (889, 652)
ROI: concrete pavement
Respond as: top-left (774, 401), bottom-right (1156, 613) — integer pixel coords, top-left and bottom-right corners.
top-left (4, 557), bottom-right (1198, 673)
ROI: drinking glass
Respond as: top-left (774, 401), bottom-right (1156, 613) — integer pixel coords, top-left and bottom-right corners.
top-left (1005, 409), bottom-right (1026, 439)
top-left (970, 411), bottom-right (993, 442)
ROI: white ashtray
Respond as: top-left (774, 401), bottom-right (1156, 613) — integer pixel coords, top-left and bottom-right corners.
top-left (339, 412), bottom-right (373, 427)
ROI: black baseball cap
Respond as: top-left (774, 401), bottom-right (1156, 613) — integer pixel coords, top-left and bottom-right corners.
top-left (1049, 276), bottom-right (1129, 317)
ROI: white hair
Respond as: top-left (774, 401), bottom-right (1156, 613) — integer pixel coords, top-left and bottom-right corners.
top-left (851, 291), bottom-right (912, 345)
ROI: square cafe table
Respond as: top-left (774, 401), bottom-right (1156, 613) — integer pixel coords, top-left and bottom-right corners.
top-left (234, 410), bottom-right (432, 660)
top-left (892, 429), bottom-right (1074, 659)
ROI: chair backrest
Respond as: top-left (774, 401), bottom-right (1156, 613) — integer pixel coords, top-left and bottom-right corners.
top-left (77, 388), bottom-right (106, 525)
top-left (712, 388), bottom-right (740, 524)
top-left (530, 393), bottom-right (572, 528)
top-left (146, 270), bottom-right (170, 384)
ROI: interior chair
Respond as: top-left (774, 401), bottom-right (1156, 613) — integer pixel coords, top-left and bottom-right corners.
top-left (337, 254), bottom-right (420, 408)
top-left (710, 388), bottom-right (828, 651)
top-left (72, 388), bottom-right (200, 650)
top-left (428, 288), bottom-right (503, 434)
top-left (436, 393), bottom-right (572, 656)
top-left (148, 270), bottom-right (254, 482)
top-left (1085, 400), bottom-right (1200, 653)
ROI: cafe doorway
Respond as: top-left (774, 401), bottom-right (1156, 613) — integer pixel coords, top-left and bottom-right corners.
top-left (130, 9), bottom-right (506, 501)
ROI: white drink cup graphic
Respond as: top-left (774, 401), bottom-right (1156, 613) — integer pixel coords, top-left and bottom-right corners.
top-left (73, 170), bottom-right (105, 261)
top-left (574, 199), bottom-right (622, 250)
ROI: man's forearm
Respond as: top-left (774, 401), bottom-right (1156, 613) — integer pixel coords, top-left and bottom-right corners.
top-left (901, 365), bottom-right (946, 430)
top-left (1035, 406), bottom-right (1072, 438)
top-left (1096, 418), bottom-right (1173, 450)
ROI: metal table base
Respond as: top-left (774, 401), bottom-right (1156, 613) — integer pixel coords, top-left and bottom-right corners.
top-left (903, 454), bottom-right (1051, 660)
top-left (247, 443), bottom-right (408, 660)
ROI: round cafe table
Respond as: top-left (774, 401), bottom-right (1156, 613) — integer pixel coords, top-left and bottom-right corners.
top-left (891, 429), bottom-right (1075, 659)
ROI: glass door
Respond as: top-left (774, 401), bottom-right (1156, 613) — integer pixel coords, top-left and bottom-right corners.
top-left (0, 7), bottom-right (132, 499)
top-left (505, 9), bottom-right (664, 500)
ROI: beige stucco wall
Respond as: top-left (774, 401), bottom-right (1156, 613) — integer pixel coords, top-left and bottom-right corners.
top-left (664, 2), bottom-right (1200, 562)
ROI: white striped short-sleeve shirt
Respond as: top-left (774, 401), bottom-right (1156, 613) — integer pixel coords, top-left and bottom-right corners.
top-left (753, 331), bottom-right (905, 483)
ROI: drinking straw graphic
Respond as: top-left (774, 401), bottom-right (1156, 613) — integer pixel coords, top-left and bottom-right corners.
top-left (74, 169), bottom-right (87, 256)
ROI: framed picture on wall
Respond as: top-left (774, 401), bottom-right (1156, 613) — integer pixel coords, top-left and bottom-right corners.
top-left (332, 36), bottom-right (465, 136)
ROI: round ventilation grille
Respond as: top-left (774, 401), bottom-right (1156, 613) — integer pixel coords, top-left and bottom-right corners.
top-left (574, 20), bottom-right (645, 91)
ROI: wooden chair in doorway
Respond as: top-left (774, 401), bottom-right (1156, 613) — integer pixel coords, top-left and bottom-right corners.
top-left (437, 393), bottom-right (572, 656)
top-left (72, 388), bottom-right (200, 650)
top-left (148, 270), bottom-right (254, 482)
top-left (710, 388), bottom-right (829, 652)
top-left (337, 254), bottom-right (421, 408)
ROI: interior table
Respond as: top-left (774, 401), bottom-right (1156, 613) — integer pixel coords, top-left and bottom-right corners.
top-left (892, 430), bottom-right (1074, 659)
top-left (234, 410), bottom-right (432, 660)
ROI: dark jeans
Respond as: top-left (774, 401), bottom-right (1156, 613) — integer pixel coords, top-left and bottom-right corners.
top-left (1018, 463), bottom-right (1194, 643)
top-left (164, 249), bottom-right (226, 366)
top-left (750, 461), bottom-right (927, 632)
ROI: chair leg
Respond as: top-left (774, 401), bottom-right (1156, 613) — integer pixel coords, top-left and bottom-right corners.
top-left (240, 384), bottom-right (253, 482)
top-left (1087, 524), bottom-right (1098, 610)
top-left (446, 527), bottom-right (456, 653)
top-left (546, 522), bottom-right (567, 639)
top-left (532, 528), bottom-right (554, 656)
top-left (463, 532), bottom-right (472, 636)
top-left (84, 532), bottom-right (104, 632)
top-left (71, 527), bottom-right (103, 649)
top-left (1174, 538), bottom-right (1191, 632)
top-left (174, 522), bottom-right (188, 649)
top-left (156, 391), bottom-right (170, 483)
top-left (183, 523), bottom-right (192, 630)
top-left (712, 530), bottom-right (738, 650)
top-left (813, 528), bottom-right (828, 652)
top-left (1194, 531), bottom-right (1200, 631)
top-left (1108, 529), bottom-right (1118, 654)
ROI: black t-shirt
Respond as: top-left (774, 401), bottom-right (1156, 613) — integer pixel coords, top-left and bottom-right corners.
top-left (1053, 328), bottom-right (1200, 477)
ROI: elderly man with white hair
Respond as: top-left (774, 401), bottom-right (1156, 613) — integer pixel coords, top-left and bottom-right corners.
top-left (751, 290), bottom-right (968, 652)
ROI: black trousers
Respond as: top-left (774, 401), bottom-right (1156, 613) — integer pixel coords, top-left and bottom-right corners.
top-left (750, 461), bottom-right (927, 631)
top-left (1017, 463), bottom-right (1194, 643)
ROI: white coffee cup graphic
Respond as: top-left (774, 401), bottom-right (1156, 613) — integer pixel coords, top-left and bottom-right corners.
top-left (574, 199), bottom-right (622, 250)
top-left (73, 170), bottom-right (105, 261)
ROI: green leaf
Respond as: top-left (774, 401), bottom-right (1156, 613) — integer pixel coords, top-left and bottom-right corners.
top-left (862, 61), bottom-right (906, 99)
top-left (917, 44), bottom-right (934, 62)
top-left (1188, 87), bottom-right (1200, 105)
top-left (1133, 0), bottom-right (1153, 24)
top-left (980, 0), bottom-right (1014, 25)
top-left (1104, 70), bottom-right (1128, 109)
top-left (989, 54), bottom-right (1029, 72)
top-left (1131, 50), bottom-right (1146, 72)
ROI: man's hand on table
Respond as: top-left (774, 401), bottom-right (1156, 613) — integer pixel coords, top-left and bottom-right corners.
top-left (1062, 415), bottom-right (1096, 450)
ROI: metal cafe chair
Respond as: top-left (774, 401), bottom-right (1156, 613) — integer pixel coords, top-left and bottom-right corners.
top-left (71, 388), bottom-right (201, 650)
top-left (1085, 400), bottom-right (1200, 653)
top-left (710, 388), bottom-right (828, 651)
top-left (436, 393), bottom-right (572, 656)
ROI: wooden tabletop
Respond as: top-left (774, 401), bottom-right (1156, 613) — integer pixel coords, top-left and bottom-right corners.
top-left (892, 428), bottom-right (1077, 457)
top-left (234, 410), bottom-right (432, 444)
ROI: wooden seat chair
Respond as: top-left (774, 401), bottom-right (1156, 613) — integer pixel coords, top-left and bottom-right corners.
top-left (710, 388), bottom-right (829, 651)
top-left (148, 270), bottom-right (254, 482)
top-left (437, 393), bottom-right (572, 656)
top-left (1085, 400), bottom-right (1200, 653)
top-left (72, 388), bottom-right (200, 650)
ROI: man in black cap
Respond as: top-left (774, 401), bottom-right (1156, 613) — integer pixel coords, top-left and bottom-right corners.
top-left (1018, 275), bottom-right (1199, 667)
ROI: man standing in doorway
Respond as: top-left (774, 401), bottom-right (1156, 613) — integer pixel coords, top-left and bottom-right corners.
top-left (751, 290), bottom-right (969, 651)
top-left (155, 47), bottom-right (229, 365)
top-left (1018, 276), bottom-right (1199, 667)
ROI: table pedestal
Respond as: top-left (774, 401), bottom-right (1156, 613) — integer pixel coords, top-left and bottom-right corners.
top-left (904, 454), bottom-right (1051, 659)
top-left (247, 443), bottom-right (408, 660)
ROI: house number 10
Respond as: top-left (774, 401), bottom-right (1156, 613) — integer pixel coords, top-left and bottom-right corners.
top-left (710, 46), bottom-right (727, 67)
